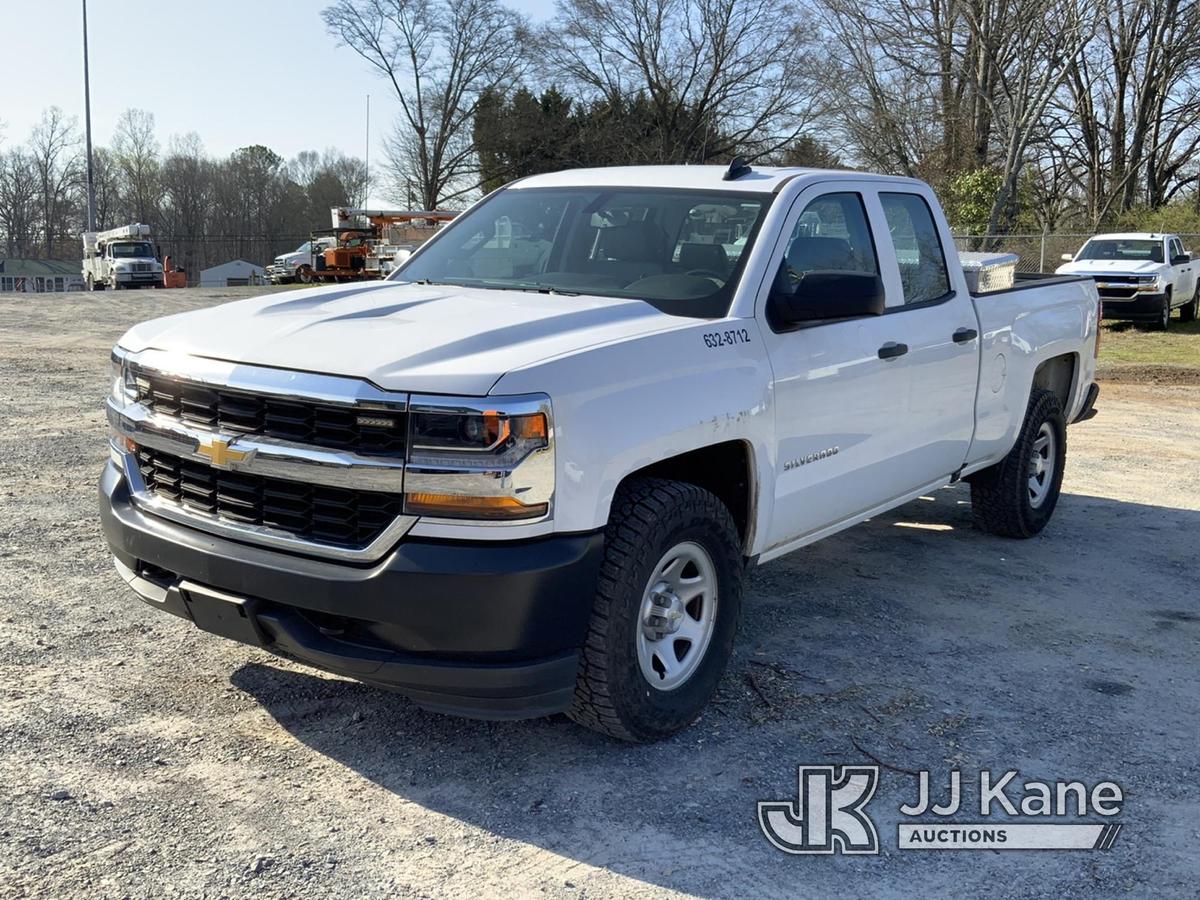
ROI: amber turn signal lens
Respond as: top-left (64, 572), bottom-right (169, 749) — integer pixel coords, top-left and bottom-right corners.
top-left (511, 413), bottom-right (547, 441)
top-left (404, 492), bottom-right (548, 520)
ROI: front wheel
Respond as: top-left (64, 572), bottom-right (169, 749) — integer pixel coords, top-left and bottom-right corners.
top-left (1153, 292), bottom-right (1171, 330)
top-left (567, 478), bottom-right (744, 742)
top-left (968, 388), bottom-right (1066, 538)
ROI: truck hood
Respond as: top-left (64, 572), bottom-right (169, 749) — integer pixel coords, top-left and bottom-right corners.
top-left (1056, 259), bottom-right (1163, 276)
top-left (118, 280), bottom-right (686, 395)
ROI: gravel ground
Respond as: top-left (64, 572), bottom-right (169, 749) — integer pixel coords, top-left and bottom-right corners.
top-left (1, 288), bottom-right (1197, 899)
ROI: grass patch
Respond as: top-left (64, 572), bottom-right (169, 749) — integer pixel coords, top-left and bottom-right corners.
top-left (1100, 318), bottom-right (1200, 367)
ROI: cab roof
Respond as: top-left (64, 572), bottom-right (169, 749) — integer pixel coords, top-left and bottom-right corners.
top-left (510, 165), bottom-right (924, 194)
top-left (1090, 232), bottom-right (1174, 241)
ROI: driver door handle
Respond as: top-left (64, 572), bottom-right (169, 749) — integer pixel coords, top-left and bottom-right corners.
top-left (953, 327), bottom-right (978, 343)
top-left (878, 341), bottom-right (908, 360)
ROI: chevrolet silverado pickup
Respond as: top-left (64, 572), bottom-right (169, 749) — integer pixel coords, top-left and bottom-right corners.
top-left (100, 163), bottom-right (1101, 742)
top-left (1056, 231), bottom-right (1199, 328)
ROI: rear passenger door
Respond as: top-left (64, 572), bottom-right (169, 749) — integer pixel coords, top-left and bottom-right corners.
top-left (1169, 237), bottom-right (1195, 303)
top-left (875, 191), bottom-right (979, 484)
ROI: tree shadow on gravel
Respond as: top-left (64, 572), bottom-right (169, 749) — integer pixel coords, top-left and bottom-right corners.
top-left (229, 485), bottom-right (1200, 897)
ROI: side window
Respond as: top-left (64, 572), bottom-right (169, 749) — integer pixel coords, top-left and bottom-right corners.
top-left (880, 193), bottom-right (951, 304)
top-left (1170, 238), bottom-right (1184, 262)
top-left (778, 192), bottom-right (878, 288)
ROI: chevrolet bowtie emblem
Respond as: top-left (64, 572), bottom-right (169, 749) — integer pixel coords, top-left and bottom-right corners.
top-left (196, 436), bottom-right (252, 468)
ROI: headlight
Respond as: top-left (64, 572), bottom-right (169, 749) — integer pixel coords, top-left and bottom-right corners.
top-left (1137, 275), bottom-right (1161, 290)
top-left (109, 352), bottom-right (138, 458)
top-left (110, 352), bottom-right (137, 408)
top-left (404, 395), bottom-right (553, 520)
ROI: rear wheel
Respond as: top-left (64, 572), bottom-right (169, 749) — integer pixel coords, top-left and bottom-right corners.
top-left (567, 478), bottom-right (744, 742)
top-left (968, 389), bottom-right (1066, 538)
top-left (1181, 284), bottom-right (1199, 323)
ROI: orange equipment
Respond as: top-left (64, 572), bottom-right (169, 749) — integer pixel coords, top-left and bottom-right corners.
top-left (162, 256), bottom-right (187, 289)
top-left (305, 209), bottom-right (456, 283)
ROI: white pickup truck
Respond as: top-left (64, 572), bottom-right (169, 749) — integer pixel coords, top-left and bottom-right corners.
top-left (1056, 231), bottom-right (1199, 329)
top-left (265, 238), bottom-right (335, 284)
top-left (100, 164), bottom-right (1100, 742)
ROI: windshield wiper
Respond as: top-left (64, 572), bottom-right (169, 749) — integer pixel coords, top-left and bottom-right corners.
top-left (523, 284), bottom-right (581, 297)
top-left (409, 277), bottom-right (580, 296)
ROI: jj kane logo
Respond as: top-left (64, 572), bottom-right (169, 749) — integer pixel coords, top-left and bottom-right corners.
top-left (757, 766), bottom-right (880, 854)
top-left (759, 767), bottom-right (1124, 854)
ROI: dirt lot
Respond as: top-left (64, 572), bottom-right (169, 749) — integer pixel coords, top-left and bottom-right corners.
top-left (1, 288), bottom-right (1197, 899)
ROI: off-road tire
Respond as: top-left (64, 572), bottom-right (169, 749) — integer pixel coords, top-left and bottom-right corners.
top-left (968, 388), bottom-right (1066, 538)
top-left (567, 478), bottom-right (744, 742)
top-left (1181, 285), bottom-right (1199, 323)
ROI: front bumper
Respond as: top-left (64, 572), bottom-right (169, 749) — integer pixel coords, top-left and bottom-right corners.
top-left (99, 460), bottom-right (603, 719)
top-left (1100, 291), bottom-right (1167, 321)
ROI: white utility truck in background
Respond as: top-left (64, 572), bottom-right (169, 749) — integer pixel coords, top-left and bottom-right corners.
top-left (82, 224), bottom-right (164, 291)
top-left (101, 163), bottom-right (1101, 742)
top-left (1056, 231), bottom-right (1199, 329)
top-left (265, 237), bottom-right (336, 285)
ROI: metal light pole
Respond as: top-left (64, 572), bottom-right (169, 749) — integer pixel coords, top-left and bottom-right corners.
top-left (364, 93), bottom-right (370, 207)
top-left (82, 0), bottom-right (97, 232)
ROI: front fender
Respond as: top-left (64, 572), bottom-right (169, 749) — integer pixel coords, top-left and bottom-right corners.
top-left (491, 319), bottom-right (776, 552)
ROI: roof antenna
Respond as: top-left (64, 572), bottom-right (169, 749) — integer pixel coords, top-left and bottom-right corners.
top-left (723, 156), bottom-right (752, 181)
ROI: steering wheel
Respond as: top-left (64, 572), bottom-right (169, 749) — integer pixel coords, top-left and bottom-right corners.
top-left (686, 269), bottom-right (726, 285)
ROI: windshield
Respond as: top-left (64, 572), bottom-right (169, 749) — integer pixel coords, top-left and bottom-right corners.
top-left (1077, 239), bottom-right (1164, 263)
top-left (391, 187), bottom-right (771, 317)
top-left (111, 241), bottom-right (154, 258)
top-left (294, 241), bottom-right (314, 254)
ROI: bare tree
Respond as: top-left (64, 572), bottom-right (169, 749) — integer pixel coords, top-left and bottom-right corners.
top-left (0, 149), bottom-right (41, 257)
top-left (1057, 0), bottom-right (1200, 225)
top-left (322, 0), bottom-right (527, 209)
top-left (977, 0), bottom-right (1099, 236)
top-left (812, 0), bottom-right (1097, 237)
top-left (112, 108), bottom-right (161, 225)
top-left (542, 0), bottom-right (825, 163)
top-left (158, 133), bottom-right (213, 273)
top-left (29, 107), bottom-right (82, 257)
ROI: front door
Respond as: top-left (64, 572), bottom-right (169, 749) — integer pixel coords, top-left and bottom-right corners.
top-left (758, 183), bottom-right (977, 552)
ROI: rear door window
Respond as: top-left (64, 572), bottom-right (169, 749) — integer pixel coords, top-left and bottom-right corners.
top-left (880, 193), bottom-right (951, 305)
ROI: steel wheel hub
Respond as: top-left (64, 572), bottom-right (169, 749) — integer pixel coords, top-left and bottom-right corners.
top-left (1028, 422), bottom-right (1056, 508)
top-left (636, 541), bottom-right (718, 691)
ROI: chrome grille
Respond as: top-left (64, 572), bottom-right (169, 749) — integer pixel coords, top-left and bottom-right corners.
top-left (135, 446), bottom-right (405, 548)
top-left (133, 369), bottom-right (408, 457)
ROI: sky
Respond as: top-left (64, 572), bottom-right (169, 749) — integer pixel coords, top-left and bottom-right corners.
top-left (0, 0), bottom-right (555, 176)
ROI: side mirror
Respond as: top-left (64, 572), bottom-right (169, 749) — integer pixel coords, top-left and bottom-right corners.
top-left (1172, 253), bottom-right (1190, 265)
top-left (1060, 253), bottom-right (1074, 262)
top-left (770, 271), bottom-right (886, 328)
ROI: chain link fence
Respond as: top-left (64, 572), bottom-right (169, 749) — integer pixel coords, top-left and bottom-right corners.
top-left (951, 233), bottom-right (1200, 274)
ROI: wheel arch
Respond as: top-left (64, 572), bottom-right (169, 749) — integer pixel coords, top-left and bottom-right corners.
top-left (613, 440), bottom-right (758, 556)
top-left (1031, 352), bottom-right (1078, 413)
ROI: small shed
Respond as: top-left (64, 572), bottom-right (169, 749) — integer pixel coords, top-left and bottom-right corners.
top-left (199, 259), bottom-right (266, 287)
top-left (0, 259), bottom-right (85, 293)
